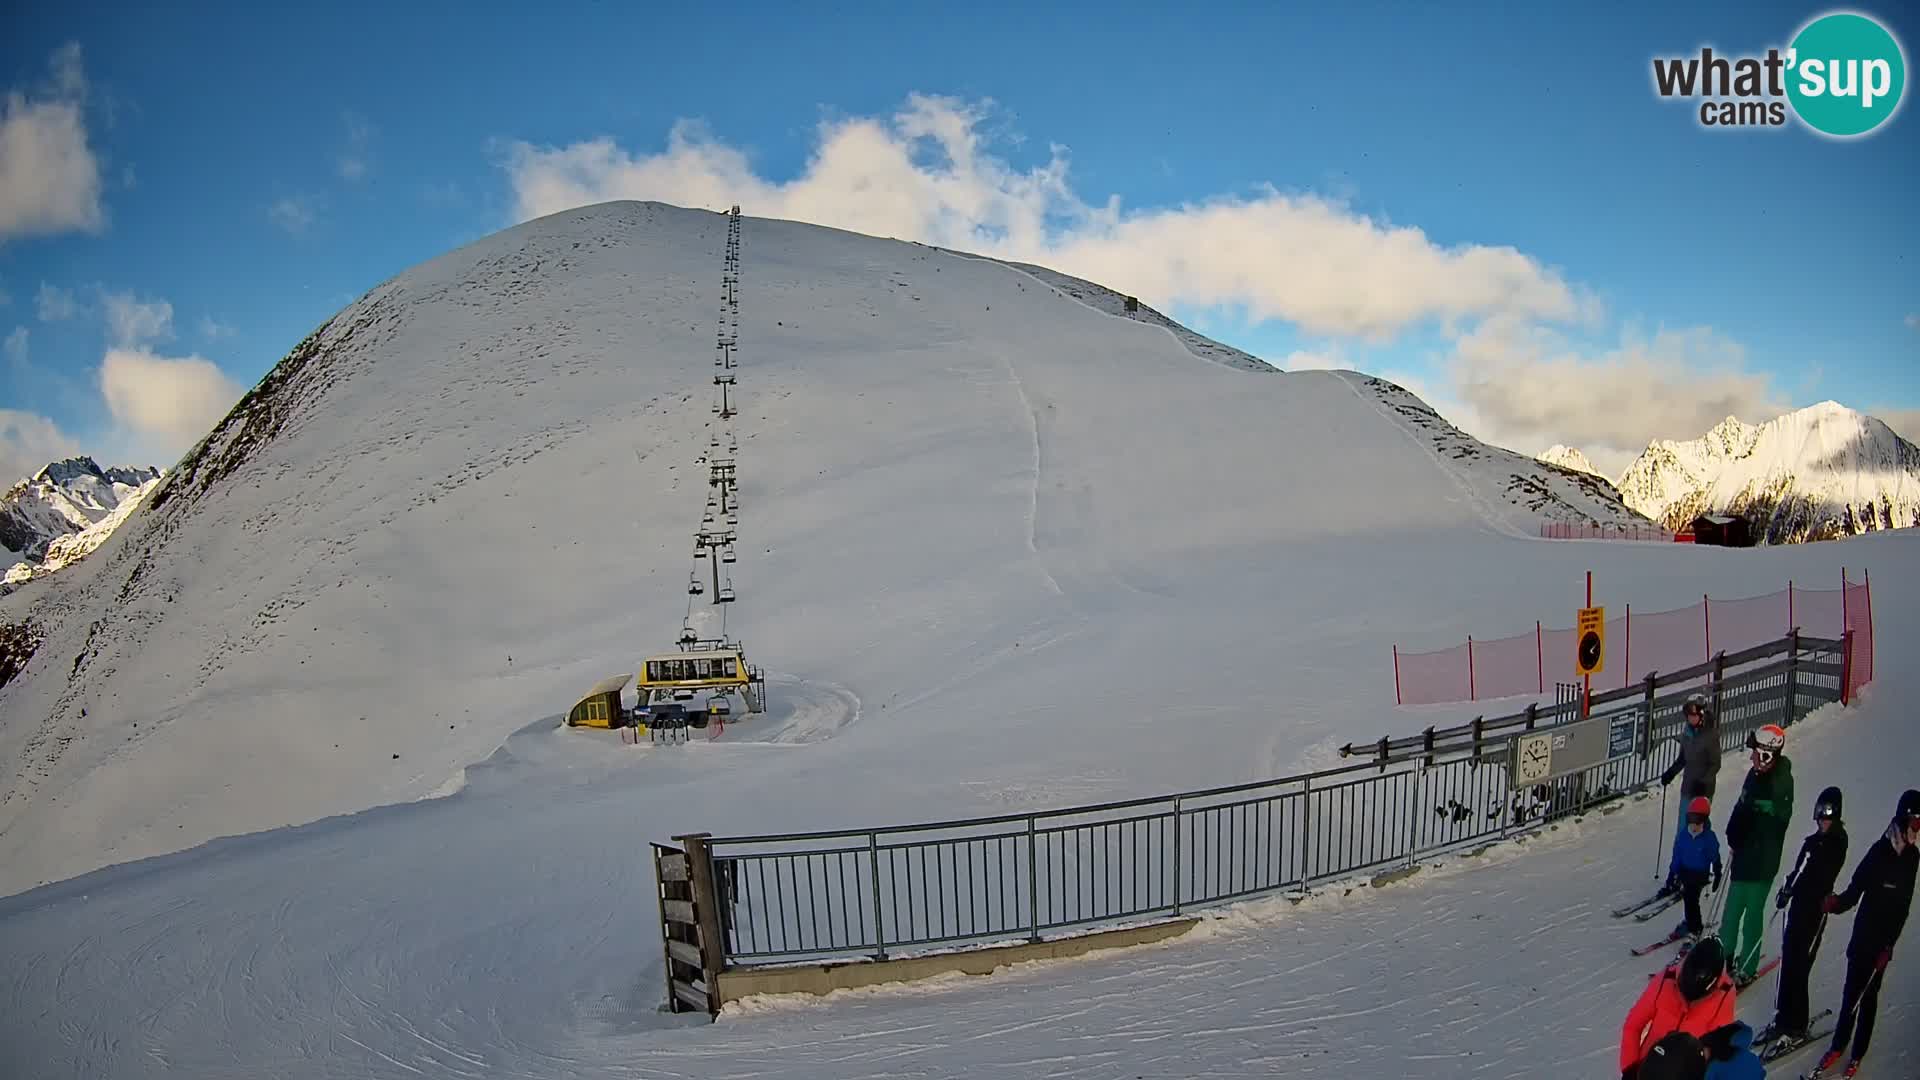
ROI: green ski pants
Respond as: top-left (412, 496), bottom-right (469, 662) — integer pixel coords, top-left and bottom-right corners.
top-left (1724, 877), bottom-right (1772, 978)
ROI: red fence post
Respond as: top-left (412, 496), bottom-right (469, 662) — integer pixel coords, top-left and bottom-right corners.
top-left (1865, 568), bottom-right (1875, 688)
top-left (1468, 636), bottom-right (1477, 701)
top-left (1393, 645), bottom-right (1402, 706)
top-left (1536, 620), bottom-right (1543, 693)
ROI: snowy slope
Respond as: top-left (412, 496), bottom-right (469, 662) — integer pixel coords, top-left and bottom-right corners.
top-left (0, 200), bottom-right (1655, 894)
top-left (1347, 376), bottom-right (1653, 533)
top-left (1617, 402), bottom-right (1920, 542)
top-left (0, 201), bottom-right (1914, 1077)
top-left (0, 532), bottom-right (1912, 1079)
top-left (1539, 443), bottom-right (1601, 478)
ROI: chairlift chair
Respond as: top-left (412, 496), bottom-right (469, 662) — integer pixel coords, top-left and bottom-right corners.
top-left (688, 573), bottom-right (704, 596)
top-left (716, 580), bottom-right (736, 603)
top-left (721, 546), bottom-right (737, 563)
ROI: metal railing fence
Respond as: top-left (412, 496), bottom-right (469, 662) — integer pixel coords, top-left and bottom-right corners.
top-left (695, 633), bottom-right (1848, 967)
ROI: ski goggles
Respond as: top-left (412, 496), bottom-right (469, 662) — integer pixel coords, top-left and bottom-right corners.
top-left (1814, 803), bottom-right (1839, 821)
top-left (1748, 746), bottom-right (1778, 766)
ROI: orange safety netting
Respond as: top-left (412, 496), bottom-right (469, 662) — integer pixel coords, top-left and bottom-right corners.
top-left (1393, 573), bottom-right (1876, 705)
top-left (1538, 522), bottom-right (1676, 541)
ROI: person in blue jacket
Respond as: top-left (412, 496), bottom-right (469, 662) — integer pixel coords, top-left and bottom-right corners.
top-left (1670, 796), bottom-right (1725, 940)
top-left (1701, 1020), bottom-right (1766, 1079)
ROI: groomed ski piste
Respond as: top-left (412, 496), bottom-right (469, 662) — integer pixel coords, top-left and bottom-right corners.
top-left (0, 202), bottom-right (1914, 1077)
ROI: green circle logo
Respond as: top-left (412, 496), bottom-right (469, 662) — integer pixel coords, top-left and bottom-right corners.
top-left (1786, 11), bottom-right (1907, 137)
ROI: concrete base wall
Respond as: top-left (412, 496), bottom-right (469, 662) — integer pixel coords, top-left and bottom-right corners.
top-left (714, 918), bottom-right (1201, 1005)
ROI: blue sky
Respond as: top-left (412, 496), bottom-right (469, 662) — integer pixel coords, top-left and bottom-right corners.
top-left (1, 0), bottom-right (1914, 483)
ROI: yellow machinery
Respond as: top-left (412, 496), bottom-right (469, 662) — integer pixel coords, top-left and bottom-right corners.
top-left (566, 673), bottom-right (633, 728)
top-left (636, 642), bottom-right (766, 716)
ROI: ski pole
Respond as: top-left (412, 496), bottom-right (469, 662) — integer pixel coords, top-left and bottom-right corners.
top-left (1655, 782), bottom-right (1669, 881)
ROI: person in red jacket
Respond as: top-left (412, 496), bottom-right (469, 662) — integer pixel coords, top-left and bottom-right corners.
top-left (1621, 937), bottom-right (1738, 1078)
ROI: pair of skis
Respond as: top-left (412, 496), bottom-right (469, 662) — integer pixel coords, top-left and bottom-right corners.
top-left (1613, 887), bottom-right (1684, 921)
top-left (1754, 1009), bottom-right (1837, 1064)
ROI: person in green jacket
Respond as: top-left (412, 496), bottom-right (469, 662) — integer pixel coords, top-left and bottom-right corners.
top-left (1723, 723), bottom-right (1794, 983)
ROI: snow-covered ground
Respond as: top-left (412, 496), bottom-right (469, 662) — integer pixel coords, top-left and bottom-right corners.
top-left (0, 202), bottom-right (1915, 1077)
top-left (1, 530), bottom-right (1912, 1078)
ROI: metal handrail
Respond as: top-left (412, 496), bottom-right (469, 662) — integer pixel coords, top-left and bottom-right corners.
top-left (692, 633), bottom-right (1847, 967)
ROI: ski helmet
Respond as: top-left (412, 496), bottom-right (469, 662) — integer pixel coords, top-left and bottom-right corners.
top-left (1897, 788), bottom-right (1920, 831)
top-left (1746, 724), bottom-right (1786, 766)
top-left (1638, 1030), bottom-right (1708, 1080)
top-left (1814, 786), bottom-right (1843, 822)
top-left (1687, 796), bottom-right (1712, 823)
top-left (1683, 693), bottom-right (1708, 719)
top-left (1678, 937), bottom-right (1726, 1000)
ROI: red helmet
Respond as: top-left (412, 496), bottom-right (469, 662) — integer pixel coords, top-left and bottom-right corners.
top-left (1688, 796), bottom-right (1711, 817)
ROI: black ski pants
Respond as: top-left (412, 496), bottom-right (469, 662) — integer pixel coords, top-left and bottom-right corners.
top-left (1772, 905), bottom-right (1825, 1035)
top-left (1678, 868), bottom-right (1709, 935)
top-left (1828, 951), bottom-right (1889, 1060)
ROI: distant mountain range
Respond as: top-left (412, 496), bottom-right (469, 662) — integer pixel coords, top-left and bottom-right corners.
top-left (2, 457), bottom-right (164, 592)
top-left (1537, 402), bottom-right (1920, 543)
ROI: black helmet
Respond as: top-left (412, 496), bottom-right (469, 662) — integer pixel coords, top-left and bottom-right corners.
top-left (1638, 1030), bottom-right (1708, 1080)
top-left (1814, 786), bottom-right (1843, 822)
top-left (1678, 937), bottom-right (1726, 1000)
top-left (1897, 789), bottom-right (1920, 828)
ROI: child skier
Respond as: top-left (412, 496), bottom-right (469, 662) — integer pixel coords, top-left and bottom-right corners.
top-left (1808, 788), bottom-right (1920, 1078)
top-left (1722, 723), bottom-right (1793, 984)
top-left (1621, 936), bottom-right (1737, 1078)
top-left (1668, 796), bottom-right (1724, 941)
top-left (1757, 785), bottom-right (1848, 1047)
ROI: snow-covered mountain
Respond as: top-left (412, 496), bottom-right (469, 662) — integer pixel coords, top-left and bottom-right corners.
top-left (0, 457), bottom-right (161, 560)
top-left (4, 474), bottom-right (164, 592)
top-left (0, 200), bottom-right (1646, 894)
top-left (1615, 402), bottom-right (1920, 543)
top-left (0, 200), bottom-right (1914, 1080)
top-left (1537, 444), bottom-right (1601, 478)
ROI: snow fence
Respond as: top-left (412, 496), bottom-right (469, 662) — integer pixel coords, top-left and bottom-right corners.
top-left (1392, 572), bottom-right (1874, 706)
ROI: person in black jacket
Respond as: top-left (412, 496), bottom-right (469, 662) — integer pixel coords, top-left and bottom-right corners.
top-left (1811, 788), bottom-right (1920, 1075)
top-left (1757, 785), bottom-right (1848, 1045)
top-left (1661, 695), bottom-right (1722, 876)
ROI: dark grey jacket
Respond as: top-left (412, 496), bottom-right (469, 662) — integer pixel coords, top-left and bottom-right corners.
top-left (1661, 712), bottom-right (1722, 801)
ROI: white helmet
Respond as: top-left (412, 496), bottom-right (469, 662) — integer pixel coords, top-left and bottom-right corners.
top-left (1748, 724), bottom-right (1786, 760)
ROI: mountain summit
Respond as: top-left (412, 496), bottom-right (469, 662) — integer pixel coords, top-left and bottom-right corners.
top-left (1614, 401), bottom-right (1920, 542)
top-left (1, 457), bottom-right (162, 567)
top-left (0, 200), bottom-right (1645, 892)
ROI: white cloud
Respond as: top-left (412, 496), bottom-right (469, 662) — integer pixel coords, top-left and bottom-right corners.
top-left (1434, 316), bottom-right (1788, 477)
top-left (101, 291), bottom-right (174, 346)
top-left (497, 94), bottom-right (1591, 341)
top-left (198, 315), bottom-right (236, 340)
top-left (1879, 408), bottom-right (1920, 445)
top-left (338, 112), bottom-right (373, 182)
top-left (36, 283), bottom-right (77, 321)
top-left (4, 326), bottom-right (27, 369)
top-left (1906, 313), bottom-right (1918, 331)
top-left (1279, 348), bottom-right (1347, 371)
top-left (269, 195), bottom-right (317, 233)
top-left (97, 347), bottom-right (243, 455)
top-left (0, 408), bottom-right (82, 488)
top-left (0, 42), bottom-right (105, 244)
